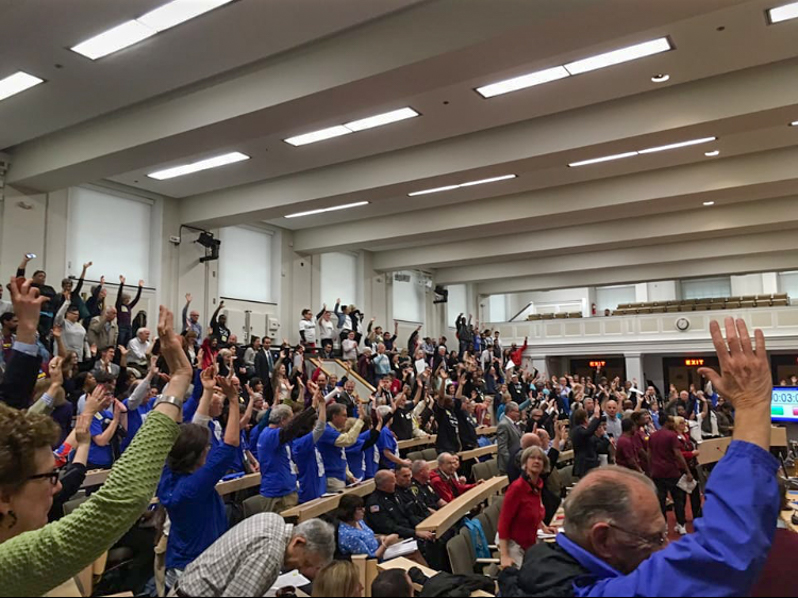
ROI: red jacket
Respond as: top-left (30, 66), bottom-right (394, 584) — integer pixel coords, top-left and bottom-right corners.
top-left (498, 475), bottom-right (545, 551)
top-left (509, 339), bottom-right (528, 367)
top-left (429, 469), bottom-right (475, 504)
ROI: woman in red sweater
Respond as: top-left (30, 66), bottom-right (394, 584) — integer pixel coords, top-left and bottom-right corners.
top-left (498, 445), bottom-right (555, 568)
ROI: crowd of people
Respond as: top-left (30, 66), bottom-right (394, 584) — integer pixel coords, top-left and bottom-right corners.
top-left (0, 258), bottom-right (794, 597)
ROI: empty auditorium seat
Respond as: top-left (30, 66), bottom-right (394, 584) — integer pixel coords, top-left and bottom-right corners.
top-left (407, 450), bottom-right (425, 462)
top-left (422, 448), bottom-right (437, 461)
top-left (771, 298), bottom-right (790, 307)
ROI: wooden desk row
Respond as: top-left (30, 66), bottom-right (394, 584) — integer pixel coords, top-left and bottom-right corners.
top-left (416, 475), bottom-right (508, 537)
top-left (396, 426), bottom-right (496, 451)
top-left (696, 427), bottom-right (788, 466)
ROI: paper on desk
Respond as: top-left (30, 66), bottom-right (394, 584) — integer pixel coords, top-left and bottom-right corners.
top-left (677, 474), bottom-right (698, 494)
top-left (384, 539), bottom-right (418, 560)
top-left (265, 570), bottom-right (310, 596)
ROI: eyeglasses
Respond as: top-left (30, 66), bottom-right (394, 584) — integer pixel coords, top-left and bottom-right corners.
top-left (27, 470), bottom-right (60, 486)
top-left (606, 523), bottom-right (668, 547)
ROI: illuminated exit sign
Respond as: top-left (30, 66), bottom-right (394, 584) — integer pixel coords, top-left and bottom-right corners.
top-left (589, 361), bottom-right (607, 368)
top-left (685, 359), bottom-right (705, 367)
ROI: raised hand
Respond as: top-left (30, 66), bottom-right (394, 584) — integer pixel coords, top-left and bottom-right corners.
top-left (216, 373), bottom-right (238, 399)
top-left (82, 261), bottom-right (93, 270)
top-left (119, 275), bottom-right (126, 284)
top-left (74, 414), bottom-right (92, 445)
top-left (85, 385), bottom-right (106, 415)
top-left (48, 356), bottom-right (64, 386)
top-left (117, 345), bottom-right (128, 356)
top-left (138, 279), bottom-right (144, 287)
top-left (9, 277), bottom-right (48, 344)
top-left (52, 325), bottom-right (62, 339)
top-left (185, 293), bottom-right (192, 303)
top-left (200, 365), bottom-right (217, 390)
top-left (698, 318), bottom-right (770, 413)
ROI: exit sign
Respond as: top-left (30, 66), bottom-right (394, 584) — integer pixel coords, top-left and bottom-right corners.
top-left (589, 361), bottom-right (607, 368)
top-left (685, 359), bottom-right (705, 367)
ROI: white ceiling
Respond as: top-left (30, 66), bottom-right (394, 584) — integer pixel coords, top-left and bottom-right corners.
top-left (4, 0), bottom-right (798, 294)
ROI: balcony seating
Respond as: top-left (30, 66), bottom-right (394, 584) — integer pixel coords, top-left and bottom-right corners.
top-left (612, 294), bottom-right (790, 316)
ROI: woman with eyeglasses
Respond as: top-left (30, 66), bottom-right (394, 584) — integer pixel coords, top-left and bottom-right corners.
top-left (498, 446), bottom-right (557, 569)
top-left (336, 494), bottom-right (400, 560)
top-left (0, 281), bottom-right (190, 597)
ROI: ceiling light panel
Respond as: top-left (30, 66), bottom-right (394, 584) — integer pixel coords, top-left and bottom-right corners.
top-left (138, 0), bottom-right (234, 32)
top-left (408, 174), bottom-right (517, 196)
top-left (476, 66), bottom-right (570, 98)
top-left (71, 20), bottom-right (156, 60)
top-left (568, 152), bottom-right (638, 168)
top-left (71, 0), bottom-right (235, 60)
top-left (563, 37), bottom-right (673, 75)
top-left (638, 137), bottom-right (716, 154)
top-left (147, 151), bottom-right (249, 180)
top-left (344, 107), bottom-right (419, 132)
top-left (791, 121), bottom-right (798, 126)
top-left (768, 1), bottom-right (798, 23)
top-left (285, 201), bottom-right (370, 219)
top-left (0, 71), bottom-right (44, 102)
top-left (284, 126), bottom-right (352, 147)
top-left (284, 107), bottom-right (419, 146)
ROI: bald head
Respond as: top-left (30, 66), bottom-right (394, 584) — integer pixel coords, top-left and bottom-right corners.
top-left (374, 470), bottom-right (396, 493)
top-left (521, 433), bottom-right (542, 450)
top-left (564, 466), bottom-right (665, 574)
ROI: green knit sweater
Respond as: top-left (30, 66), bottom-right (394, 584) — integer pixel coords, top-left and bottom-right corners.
top-left (0, 411), bottom-right (179, 597)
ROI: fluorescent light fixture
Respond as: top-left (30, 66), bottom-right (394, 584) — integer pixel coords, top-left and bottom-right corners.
top-left (408, 174), bottom-right (517, 196)
top-left (344, 107), bottom-right (419, 132)
top-left (71, 20), bottom-right (156, 60)
top-left (768, 1), bottom-right (798, 23)
top-left (138, 0), bottom-right (234, 32)
top-left (638, 137), bottom-right (716, 154)
top-left (408, 185), bottom-right (459, 197)
top-left (564, 37), bottom-right (672, 75)
top-left (568, 152), bottom-right (638, 168)
top-left (285, 107), bottom-right (419, 146)
top-left (0, 71), bottom-right (44, 102)
top-left (703, 201), bottom-right (716, 206)
top-left (285, 201), bottom-right (369, 219)
top-left (651, 74), bottom-right (670, 83)
top-left (791, 121), bottom-right (798, 126)
top-left (147, 151), bottom-right (249, 180)
top-left (705, 150), bottom-right (720, 157)
top-left (476, 66), bottom-right (570, 98)
top-left (460, 174), bottom-right (518, 187)
top-left (284, 126), bottom-right (352, 147)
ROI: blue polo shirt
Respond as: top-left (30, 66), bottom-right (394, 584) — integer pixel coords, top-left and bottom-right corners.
top-left (292, 432), bottom-right (326, 503)
top-left (377, 427), bottom-right (399, 470)
top-left (317, 424), bottom-right (348, 483)
top-left (257, 427), bottom-right (297, 497)
top-left (158, 442), bottom-right (238, 570)
top-left (346, 430), bottom-right (372, 480)
top-left (88, 410), bottom-right (115, 467)
top-left (121, 400), bottom-right (154, 453)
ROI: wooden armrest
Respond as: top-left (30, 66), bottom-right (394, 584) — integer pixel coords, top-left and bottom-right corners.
top-left (475, 558), bottom-right (500, 564)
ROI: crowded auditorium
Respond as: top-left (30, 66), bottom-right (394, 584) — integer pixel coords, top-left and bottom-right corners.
top-left (1, 1), bottom-right (798, 597)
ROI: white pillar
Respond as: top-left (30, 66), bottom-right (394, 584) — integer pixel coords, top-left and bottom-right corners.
top-left (625, 353), bottom-right (644, 386)
top-left (529, 355), bottom-right (547, 378)
top-left (762, 272), bottom-right (779, 295)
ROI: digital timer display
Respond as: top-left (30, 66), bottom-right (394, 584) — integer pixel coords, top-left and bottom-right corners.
top-left (771, 387), bottom-right (798, 423)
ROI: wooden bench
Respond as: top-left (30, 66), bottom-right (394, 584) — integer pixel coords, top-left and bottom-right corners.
top-left (398, 435), bottom-right (437, 450)
top-left (378, 557), bottom-right (494, 597)
top-left (459, 444), bottom-right (497, 462)
top-left (697, 427), bottom-right (788, 466)
top-left (281, 480), bottom-right (377, 523)
top-left (416, 476), bottom-right (508, 537)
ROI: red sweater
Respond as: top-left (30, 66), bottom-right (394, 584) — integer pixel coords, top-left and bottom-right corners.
top-left (498, 475), bottom-right (545, 551)
top-left (429, 469), bottom-right (475, 504)
top-left (509, 340), bottom-right (528, 367)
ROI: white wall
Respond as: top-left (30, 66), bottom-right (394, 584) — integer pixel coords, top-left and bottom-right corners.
top-left (647, 280), bottom-right (679, 302)
top-left (731, 274), bottom-right (764, 296)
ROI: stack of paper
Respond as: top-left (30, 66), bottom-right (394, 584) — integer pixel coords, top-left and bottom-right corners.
top-left (384, 539), bottom-right (419, 560)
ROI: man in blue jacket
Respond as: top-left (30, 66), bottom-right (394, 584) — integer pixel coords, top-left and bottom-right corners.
top-left (499, 318), bottom-right (780, 597)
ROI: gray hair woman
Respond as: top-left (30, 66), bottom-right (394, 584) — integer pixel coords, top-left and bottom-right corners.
top-left (498, 445), bottom-right (556, 569)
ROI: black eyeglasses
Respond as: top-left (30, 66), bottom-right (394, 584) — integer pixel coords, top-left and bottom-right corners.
top-left (27, 471), bottom-right (60, 486)
top-left (606, 523), bottom-right (668, 547)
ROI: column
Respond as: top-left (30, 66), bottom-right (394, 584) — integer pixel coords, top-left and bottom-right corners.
top-left (624, 353), bottom-right (643, 386)
top-left (529, 355), bottom-right (547, 378)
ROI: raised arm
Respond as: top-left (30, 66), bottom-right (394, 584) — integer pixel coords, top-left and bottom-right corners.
top-left (115, 276), bottom-right (125, 310)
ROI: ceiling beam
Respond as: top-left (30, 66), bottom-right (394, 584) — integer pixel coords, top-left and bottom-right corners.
top-left (476, 251), bottom-right (798, 295)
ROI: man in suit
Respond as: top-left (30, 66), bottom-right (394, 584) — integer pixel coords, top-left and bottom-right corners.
top-left (497, 401), bottom-right (523, 474)
top-left (255, 336), bottom-right (279, 403)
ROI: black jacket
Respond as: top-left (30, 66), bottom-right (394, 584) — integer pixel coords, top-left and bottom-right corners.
top-left (365, 489), bottom-right (417, 539)
top-left (571, 417), bottom-right (603, 478)
top-left (499, 542), bottom-right (589, 597)
top-left (0, 349), bottom-right (40, 410)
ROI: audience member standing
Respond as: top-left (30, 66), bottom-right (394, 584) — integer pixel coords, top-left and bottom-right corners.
top-left (649, 415), bottom-right (693, 536)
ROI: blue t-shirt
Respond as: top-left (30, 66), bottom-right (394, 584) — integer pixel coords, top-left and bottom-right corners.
top-left (346, 430), bottom-right (372, 480)
top-left (88, 410), bottom-right (115, 467)
top-left (317, 424), bottom-right (348, 482)
top-left (257, 427), bottom-right (297, 497)
top-left (158, 442), bottom-right (238, 570)
top-left (377, 427), bottom-right (399, 470)
top-left (365, 442), bottom-right (380, 480)
top-left (121, 400), bottom-right (154, 453)
top-left (292, 432), bottom-right (326, 504)
top-left (230, 430), bottom-right (249, 474)
top-left (338, 520), bottom-right (380, 558)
